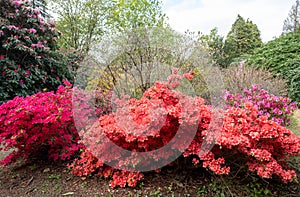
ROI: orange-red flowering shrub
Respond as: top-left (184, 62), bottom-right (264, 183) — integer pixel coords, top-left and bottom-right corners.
top-left (68, 71), bottom-right (300, 188)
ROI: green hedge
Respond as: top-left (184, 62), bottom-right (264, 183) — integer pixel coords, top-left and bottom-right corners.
top-left (248, 32), bottom-right (300, 103)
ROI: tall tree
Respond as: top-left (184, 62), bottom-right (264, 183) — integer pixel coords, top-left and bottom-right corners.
top-left (0, 0), bottom-right (75, 103)
top-left (108, 0), bottom-right (167, 33)
top-left (198, 28), bottom-right (225, 67)
top-left (283, 0), bottom-right (300, 34)
top-left (49, 0), bottom-right (167, 54)
top-left (49, 0), bottom-right (107, 53)
top-left (223, 15), bottom-right (262, 67)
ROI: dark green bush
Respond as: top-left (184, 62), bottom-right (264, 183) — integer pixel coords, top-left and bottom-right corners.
top-left (0, 0), bottom-right (76, 104)
top-left (248, 32), bottom-right (300, 103)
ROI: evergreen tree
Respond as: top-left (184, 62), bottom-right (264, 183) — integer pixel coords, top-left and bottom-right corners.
top-left (223, 15), bottom-right (262, 67)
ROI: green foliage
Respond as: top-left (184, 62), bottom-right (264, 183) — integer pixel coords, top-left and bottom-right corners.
top-left (223, 15), bottom-right (262, 67)
top-left (108, 0), bottom-right (167, 32)
top-left (0, 0), bottom-right (75, 104)
top-left (82, 27), bottom-right (213, 101)
top-left (198, 28), bottom-right (225, 67)
top-left (50, 0), bottom-right (107, 53)
top-left (50, 0), bottom-right (167, 53)
top-left (248, 32), bottom-right (300, 103)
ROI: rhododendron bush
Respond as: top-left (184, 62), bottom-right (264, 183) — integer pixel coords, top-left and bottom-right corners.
top-left (224, 84), bottom-right (298, 126)
top-left (68, 71), bottom-right (300, 188)
top-left (0, 0), bottom-right (76, 104)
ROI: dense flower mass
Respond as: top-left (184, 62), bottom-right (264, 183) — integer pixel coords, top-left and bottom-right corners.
top-left (224, 84), bottom-right (298, 126)
top-left (68, 71), bottom-right (300, 188)
top-left (0, 79), bottom-right (113, 165)
top-left (0, 81), bottom-right (81, 164)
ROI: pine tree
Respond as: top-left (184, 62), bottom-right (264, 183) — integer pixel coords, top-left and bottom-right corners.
top-left (223, 15), bottom-right (262, 67)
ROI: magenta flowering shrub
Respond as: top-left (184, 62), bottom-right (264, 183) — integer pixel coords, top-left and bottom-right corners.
top-left (0, 0), bottom-right (76, 103)
top-left (224, 84), bottom-right (298, 126)
top-left (0, 79), bottom-right (113, 165)
top-left (0, 81), bottom-right (83, 165)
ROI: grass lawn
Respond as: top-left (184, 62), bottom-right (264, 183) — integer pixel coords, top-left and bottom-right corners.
top-left (288, 109), bottom-right (300, 136)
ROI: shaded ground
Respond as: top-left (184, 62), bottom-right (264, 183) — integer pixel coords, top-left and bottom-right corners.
top-left (0, 156), bottom-right (299, 197)
top-left (0, 110), bottom-right (299, 197)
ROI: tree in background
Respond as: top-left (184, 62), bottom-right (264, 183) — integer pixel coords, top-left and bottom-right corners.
top-left (222, 15), bottom-right (262, 67)
top-left (283, 0), bottom-right (300, 34)
top-left (49, 0), bottom-right (107, 53)
top-left (0, 0), bottom-right (75, 103)
top-left (198, 28), bottom-right (225, 67)
top-left (49, 0), bottom-right (167, 54)
top-left (81, 27), bottom-right (212, 98)
top-left (108, 0), bottom-right (167, 33)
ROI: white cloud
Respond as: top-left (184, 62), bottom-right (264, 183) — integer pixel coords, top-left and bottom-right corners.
top-left (162, 0), bottom-right (295, 42)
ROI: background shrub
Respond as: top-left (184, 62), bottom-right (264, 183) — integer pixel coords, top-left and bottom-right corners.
top-left (223, 61), bottom-right (288, 96)
top-left (224, 85), bottom-right (298, 126)
top-left (248, 32), bottom-right (300, 103)
top-left (0, 0), bottom-right (76, 104)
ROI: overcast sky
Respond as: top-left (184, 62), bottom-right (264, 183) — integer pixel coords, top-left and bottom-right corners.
top-left (161, 0), bottom-right (295, 42)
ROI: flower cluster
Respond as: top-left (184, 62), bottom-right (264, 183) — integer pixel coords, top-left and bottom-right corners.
top-left (0, 73), bottom-right (113, 165)
top-left (0, 81), bottom-right (84, 165)
top-left (185, 102), bottom-right (300, 183)
top-left (68, 72), bottom-right (300, 188)
top-left (223, 84), bottom-right (298, 126)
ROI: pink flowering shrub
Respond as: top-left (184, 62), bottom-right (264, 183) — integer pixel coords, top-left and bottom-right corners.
top-left (0, 78), bottom-right (113, 165)
top-left (0, 0), bottom-right (77, 103)
top-left (0, 81), bottom-right (84, 165)
top-left (68, 71), bottom-right (300, 188)
top-left (224, 84), bottom-right (298, 126)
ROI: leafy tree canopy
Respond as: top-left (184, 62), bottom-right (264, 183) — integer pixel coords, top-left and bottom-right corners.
top-left (49, 0), bottom-right (167, 54)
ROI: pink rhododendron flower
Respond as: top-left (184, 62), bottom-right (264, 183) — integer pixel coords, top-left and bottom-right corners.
top-left (13, 1), bottom-right (23, 6)
top-left (29, 28), bottom-right (37, 33)
top-left (49, 20), bottom-right (56, 26)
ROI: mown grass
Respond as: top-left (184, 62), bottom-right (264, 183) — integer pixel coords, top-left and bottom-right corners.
top-left (287, 109), bottom-right (300, 136)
